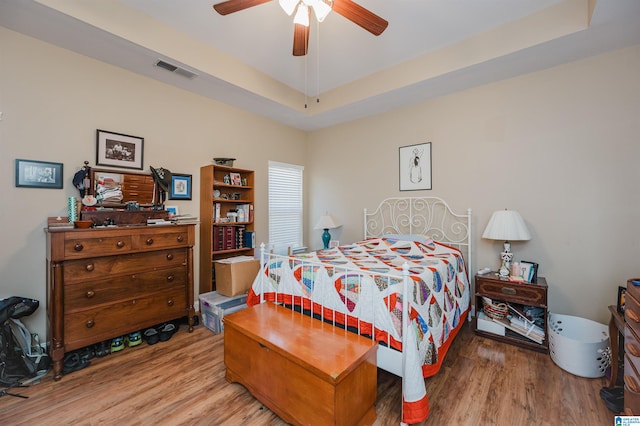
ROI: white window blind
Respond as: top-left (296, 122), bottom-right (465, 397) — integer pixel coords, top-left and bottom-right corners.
top-left (268, 161), bottom-right (304, 252)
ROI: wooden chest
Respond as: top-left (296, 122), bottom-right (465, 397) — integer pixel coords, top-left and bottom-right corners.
top-left (223, 303), bottom-right (378, 426)
top-left (46, 224), bottom-right (196, 380)
top-left (625, 278), bottom-right (640, 414)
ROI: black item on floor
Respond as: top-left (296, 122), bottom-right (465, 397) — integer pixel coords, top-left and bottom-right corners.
top-left (600, 386), bottom-right (624, 413)
top-left (0, 296), bottom-right (46, 387)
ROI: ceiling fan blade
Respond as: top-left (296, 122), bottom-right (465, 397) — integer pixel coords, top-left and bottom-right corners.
top-left (293, 23), bottom-right (310, 56)
top-left (332, 0), bottom-right (388, 36)
top-left (213, 0), bottom-right (271, 15)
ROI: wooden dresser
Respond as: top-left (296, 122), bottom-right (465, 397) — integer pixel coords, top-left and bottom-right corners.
top-left (224, 303), bottom-right (378, 426)
top-left (45, 224), bottom-right (196, 380)
top-left (624, 278), bottom-right (640, 414)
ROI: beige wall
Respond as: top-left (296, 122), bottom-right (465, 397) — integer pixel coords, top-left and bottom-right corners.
top-left (0, 28), bottom-right (307, 338)
top-left (2, 26), bottom-right (639, 340)
top-left (307, 44), bottom-right (640, 325)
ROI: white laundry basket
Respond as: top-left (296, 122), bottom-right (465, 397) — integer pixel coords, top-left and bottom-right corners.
top-left (548, 313), bottom-right (610, 378)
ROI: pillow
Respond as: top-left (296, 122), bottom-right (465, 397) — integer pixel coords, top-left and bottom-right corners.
top-left (382, 234), bottom-right (431, 244)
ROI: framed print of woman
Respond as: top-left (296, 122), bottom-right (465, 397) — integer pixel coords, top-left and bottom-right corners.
top-left (399, 142), bottom-right (432, 191)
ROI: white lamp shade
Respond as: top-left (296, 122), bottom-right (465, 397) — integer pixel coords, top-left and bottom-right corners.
top-left (482, 210), bottom-right (531, 241)
top-left (314, 213), bottom-right (340, 230)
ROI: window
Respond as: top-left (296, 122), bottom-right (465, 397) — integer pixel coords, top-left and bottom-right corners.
top-left (268, 161), bottom-right (304, 252)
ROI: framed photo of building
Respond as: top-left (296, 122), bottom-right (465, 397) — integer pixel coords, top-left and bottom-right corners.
top-left (399, 142), bottom-right (432, 191)
top-left (15, 159), bottom-right (63, 189)
top-left (96, 129), bottom-right (144, 170)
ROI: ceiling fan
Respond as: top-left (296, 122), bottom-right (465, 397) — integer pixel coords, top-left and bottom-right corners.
top-left (212, 0), bottom-right (388, 56)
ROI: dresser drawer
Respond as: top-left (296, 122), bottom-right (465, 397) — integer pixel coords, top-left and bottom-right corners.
top-left (63, 250), bottom-right (187, 284)
top-left (64, 235), bottom-right (133, 259)
top-left (476, 278), bottom-right (546, 306)
top-left (133, 229), bottom-right (192, 250)
top-left (627, 279), bottom-right (640, 307)
top-left (63, 287), bottom-right (187, 351)
top-left (626, 292), bottom-right (640, 338)
top-left (64, 266), bottom-right (187, 312)
top-left (625, 326), bottom-right (640, 375)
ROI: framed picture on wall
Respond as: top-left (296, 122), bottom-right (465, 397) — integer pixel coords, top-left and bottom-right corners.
top-left (399, 142), bottom-right (432, 191)
top-left (96, 129), bottom-right (144, 170)
top-left (15, 159), bottom-right (63, 189)
top-left (169, 174), bottom-right (192, 200)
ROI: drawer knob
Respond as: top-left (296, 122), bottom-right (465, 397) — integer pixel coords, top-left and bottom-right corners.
top-left (167, 274), bottom-right (175, 282)
top-left (501, 287), bottom-right (517, 295)
top-left (116, 241), bottom-right (125, 248)
top-left (146, 238), bottom-right (154, 245)
top-left (85, 290), bottom-right (95, 299)
top-left (626, 374), bottom-right (640, 392)
top-left (167, 299), bottom-right (174, 307)
top-left (166, 253), bottom-right (174, 261)
top-left (86, 320), bottom-right (95, 328)
top-left (177, 235), bottom-right (184, 242)
top-left (74, 243), bottom-right (84, 252)
top-left (626, 342), bottom-right (640, 357)
top-left (627, 310), bottom-right (640, 323)
top-left (85, 263), bottom-right (94, 272)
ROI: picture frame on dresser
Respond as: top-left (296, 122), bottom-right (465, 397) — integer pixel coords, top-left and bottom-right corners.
top-left (169, 173), bottom-right (192, 200)
top-left (617, 286), bottom-right (626, 313)
top-left (96, 129), bottom-right (144, 170)
top-left (15, 159), bottom-right (63, 189)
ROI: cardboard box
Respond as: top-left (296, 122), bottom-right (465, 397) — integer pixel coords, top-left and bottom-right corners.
top-left (199, 291), bottom-right (248, 333)
top-left (214, 256), bottom-right (259, 297)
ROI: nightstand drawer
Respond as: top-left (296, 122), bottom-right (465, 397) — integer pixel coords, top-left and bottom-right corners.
top-left (476, 278), bottom-right (546, 307)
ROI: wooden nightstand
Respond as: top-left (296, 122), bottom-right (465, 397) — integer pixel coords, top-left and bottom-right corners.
top-left (473, 273), bottom-right (549, 353)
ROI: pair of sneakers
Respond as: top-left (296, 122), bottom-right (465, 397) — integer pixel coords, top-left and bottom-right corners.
top-left (110, 331), bottom-right (143, 353)
top-left (142, 323), bottom-right (178, 345)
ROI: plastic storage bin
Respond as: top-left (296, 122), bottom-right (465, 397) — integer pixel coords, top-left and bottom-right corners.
top-left (199, 291), bottom-right (248, 333)
top-left (548, 313), bottom-right (610, 378)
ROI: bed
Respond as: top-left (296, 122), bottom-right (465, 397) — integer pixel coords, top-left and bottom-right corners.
top-left (246, 196), bottom-right (472, 424)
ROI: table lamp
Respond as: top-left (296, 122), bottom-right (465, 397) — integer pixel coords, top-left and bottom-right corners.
top-left (314, 213), bottom-right (340, 249)
top-left (482, 209), bottom-right (531, 277)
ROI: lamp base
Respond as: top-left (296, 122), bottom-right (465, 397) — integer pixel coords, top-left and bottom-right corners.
top-left (322, 229), bottom-right (331, 249)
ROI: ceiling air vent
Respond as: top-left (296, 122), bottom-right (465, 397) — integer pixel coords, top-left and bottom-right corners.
top-left (154, 60), bottom-right (197, 80)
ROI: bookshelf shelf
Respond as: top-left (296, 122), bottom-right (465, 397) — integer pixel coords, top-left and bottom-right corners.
top-left (200, 164), bottom-right (254, 294)
top-left (473, 273), bottom-right (549, 353)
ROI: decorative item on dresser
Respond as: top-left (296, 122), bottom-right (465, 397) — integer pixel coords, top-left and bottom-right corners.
top-left (200, 163), bottom-right (254, 294)
top-left (481, 209), bottom-right (532, 277)
top-left (473, 272), bottom-right (548, 352)
top-left (45, 224), bottom-right (196, 380)
top-left (624, 278), bottom-right (640, 415)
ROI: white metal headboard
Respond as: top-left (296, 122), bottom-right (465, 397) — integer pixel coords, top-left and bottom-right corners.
top-left (364, 196), bottom-right (472, 276)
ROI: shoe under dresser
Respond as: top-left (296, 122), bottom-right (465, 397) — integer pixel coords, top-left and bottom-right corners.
top-left (45, 224), bottom-right (196, 380)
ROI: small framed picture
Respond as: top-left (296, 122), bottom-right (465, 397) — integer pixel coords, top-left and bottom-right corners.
top-left (165, 205), bottom-right (179, 217)
top-left (96, 129), bottom-right (144, 170)
top-left (617, 286), bottom-right (626, 313)
top-left (15, 159), bottom-right (63, 189)
top-left (229, 172), bottom-right (241, 186)
top-left (169, 173), bottom-right (192, 200)
top-left (329, 240), bottom-right (340, 248)
top-left (399, 142), bottom-right (432, 191)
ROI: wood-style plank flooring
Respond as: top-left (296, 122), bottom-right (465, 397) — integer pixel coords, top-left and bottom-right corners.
top-left (0, 320), bottom-right (615, 425)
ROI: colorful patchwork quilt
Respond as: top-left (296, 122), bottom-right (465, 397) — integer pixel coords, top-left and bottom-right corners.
top-left (247, 236), bottom-right (470, 424)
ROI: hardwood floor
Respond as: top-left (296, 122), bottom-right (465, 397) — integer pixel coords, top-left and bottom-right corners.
top-left (0, 320), bottom-right (615, 425)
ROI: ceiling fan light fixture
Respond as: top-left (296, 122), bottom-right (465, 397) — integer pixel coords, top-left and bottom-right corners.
top-left (308, 0), bottom-right (332, 22)
top-left (293, 3), bottom-right (309, 27)
top-left (279, 0), bottom-right (298, 16)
